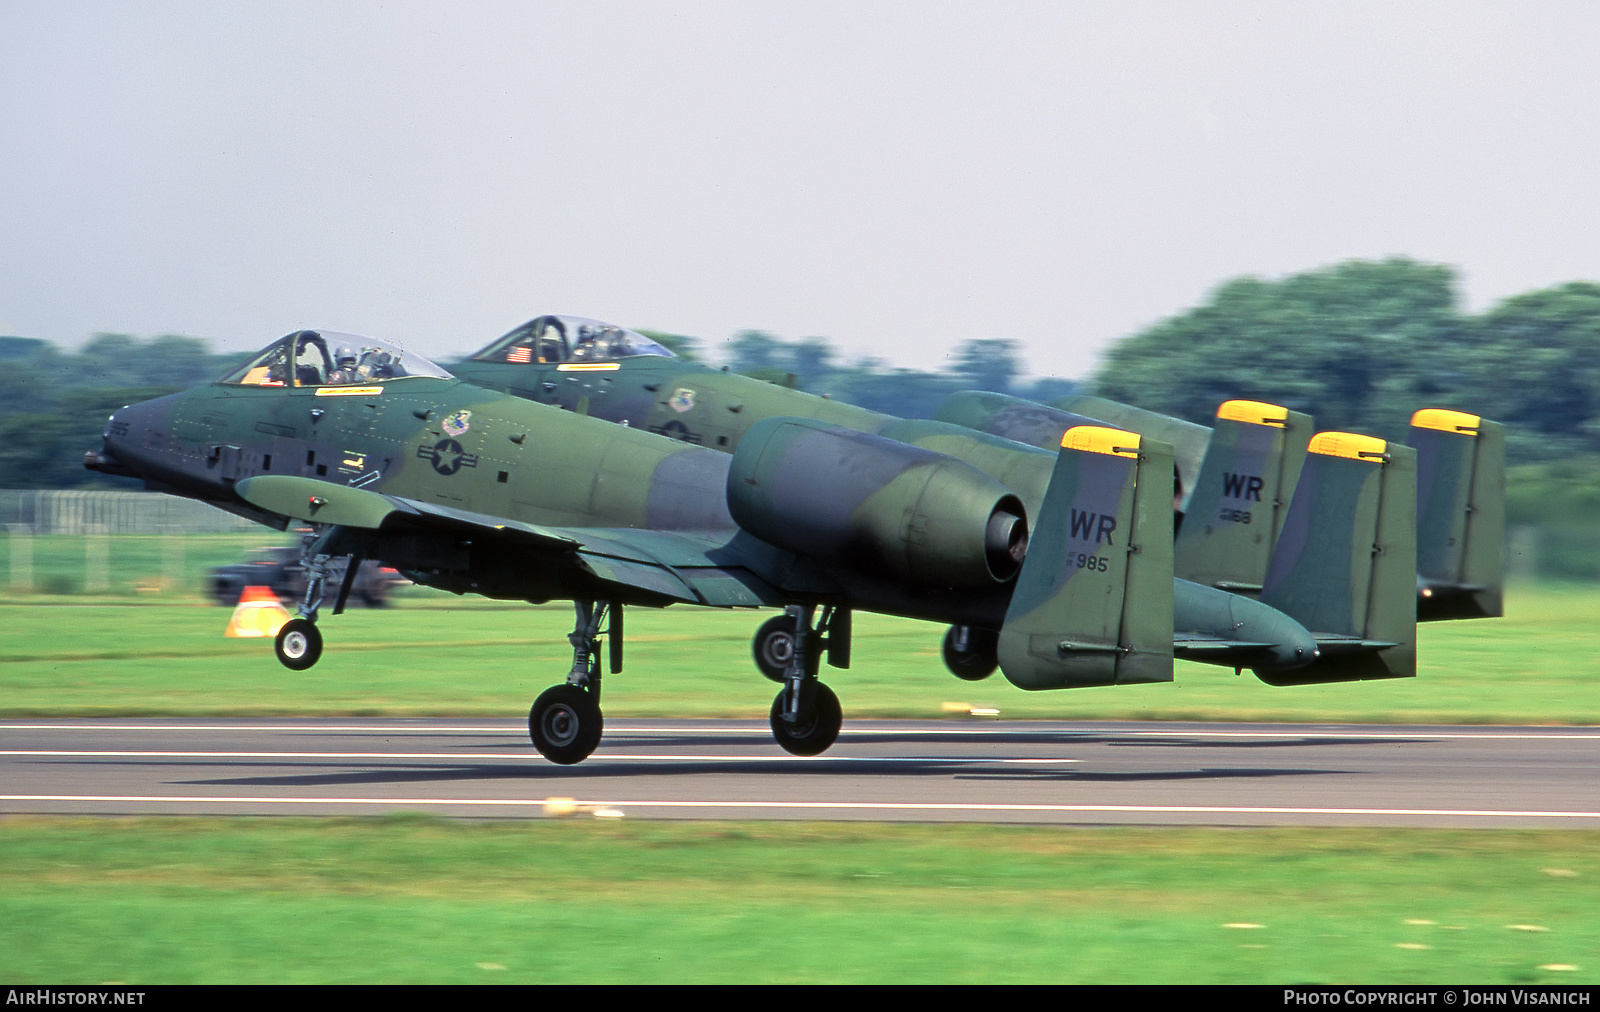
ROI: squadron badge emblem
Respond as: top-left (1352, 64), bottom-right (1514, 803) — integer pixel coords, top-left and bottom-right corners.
top-left (668, 388), bottom-right (696, 413)
top-left (442, 409), bottom-right (472, 437)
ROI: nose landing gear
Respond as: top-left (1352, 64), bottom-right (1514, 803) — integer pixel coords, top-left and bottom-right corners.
top-left (272, 531), bottom-right (364, 671)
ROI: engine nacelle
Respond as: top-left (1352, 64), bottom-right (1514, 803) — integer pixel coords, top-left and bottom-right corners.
top-left (727, 417), bottom-right (1028, 588)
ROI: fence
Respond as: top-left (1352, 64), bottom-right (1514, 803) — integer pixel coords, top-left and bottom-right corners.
top-left (2, 490), bottom-right (1598, 588)
top-left (0, 489), bottom-right (257, 535)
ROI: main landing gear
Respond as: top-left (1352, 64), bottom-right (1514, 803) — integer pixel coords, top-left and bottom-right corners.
top-left (528, 599), bottom-right (617, 765)
top-left (273, 531), bottom-right (367, 671)
top-left (764, 605), bottom-right (849, 757)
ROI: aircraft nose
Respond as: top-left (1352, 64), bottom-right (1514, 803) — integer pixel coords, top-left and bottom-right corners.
top-left (84, 395), bottom-right (172, 480)
top-left (103, 401), bottom-right (142, 454)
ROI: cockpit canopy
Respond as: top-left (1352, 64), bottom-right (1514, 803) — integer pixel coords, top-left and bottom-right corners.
top-left (218, 331), bottom-right (454, 387)
top-left (469, 315), bottom-right (676, 365)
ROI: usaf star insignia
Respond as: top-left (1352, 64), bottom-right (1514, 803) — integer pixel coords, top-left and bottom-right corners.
top-left (418, 438), bottom-right (478, 476)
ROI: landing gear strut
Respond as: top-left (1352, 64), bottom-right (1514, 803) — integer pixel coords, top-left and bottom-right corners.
top-left (528, 599), bottom-right (617, 765)
top-left (768, 604), bottom-right (845, 756)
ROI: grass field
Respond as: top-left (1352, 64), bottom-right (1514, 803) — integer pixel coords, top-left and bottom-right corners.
top-left (3, 536), bottom-right (1597, 984)
top-left (2, 577), bottom-right (1598, 723)
top-left (1, 818), bottom-right (1595, 984)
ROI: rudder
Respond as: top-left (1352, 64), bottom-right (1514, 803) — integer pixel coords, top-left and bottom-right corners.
top-left (1174, 400), bottom-right (1313, 594)
top-left (1410, 409), bottom-right (1505, 621)
top-left (1258, 432), bottom-right (1417, 685)
top-left (998, 426), bottom-right (1175, 690)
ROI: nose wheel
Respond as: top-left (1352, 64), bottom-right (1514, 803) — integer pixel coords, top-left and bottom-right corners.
top-left (274, 618), bottom-right (323, 670)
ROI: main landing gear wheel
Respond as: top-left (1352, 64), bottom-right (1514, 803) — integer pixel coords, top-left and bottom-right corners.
top-left (753, 615), bottom-right (798, 683)
top-left (274, 618), bottom-right (323, 670)
top-left (942, 625), bottom-right (998, 681)
top-left (529, 684), bottom-right (603, 765)
top-left (769, 682), bottom-right (842, 757)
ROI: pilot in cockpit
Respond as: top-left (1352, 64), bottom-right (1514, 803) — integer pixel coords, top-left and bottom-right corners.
top-left (358, 347), bottom-right (398, 379)
top-left (569, 324), bottom-right (618, 361)
top-left (327, 347), bottom-right (361, 385)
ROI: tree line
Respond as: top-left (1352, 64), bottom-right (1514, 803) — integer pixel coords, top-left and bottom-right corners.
top-left (6, 258), bottom-right (1600, 526)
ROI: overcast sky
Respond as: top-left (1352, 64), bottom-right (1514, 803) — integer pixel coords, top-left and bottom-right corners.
top-left (2, 1), bottom-right (1596, 377)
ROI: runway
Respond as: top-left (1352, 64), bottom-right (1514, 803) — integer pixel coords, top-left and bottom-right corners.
top-left (3, 718), bottom-right (1598, 826)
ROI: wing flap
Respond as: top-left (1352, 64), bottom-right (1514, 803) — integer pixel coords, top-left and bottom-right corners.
top-left (234, 475), bottom-right (777, 607)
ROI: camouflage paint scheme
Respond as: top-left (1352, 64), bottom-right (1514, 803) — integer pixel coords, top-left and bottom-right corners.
top-left (93, 332), bottom-right (1038, 629)
top-left (997, 428), bottom-right (1174, 690)
top-left (89, 327), bottom-right (1424, 761)
top-left (1258, 433), bottom-right (1417, 684)
top-left (1409, 409), bottom-right (1506, 621)
top-left (454, 316), bottom-right (1423, 683)
top-left (449, 315), bottom-right (893, 452)
top-left (936, 389), bottom-right (1503, 620)
top-left (935, 390), bottom-right (1214, 506)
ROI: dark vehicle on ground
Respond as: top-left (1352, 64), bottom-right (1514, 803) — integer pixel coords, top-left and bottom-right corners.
top-left (210, 546), bottom-right (404, 607)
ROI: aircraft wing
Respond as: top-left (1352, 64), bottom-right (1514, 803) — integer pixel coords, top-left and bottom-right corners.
top-left (235, 474), bottom-right (779, 608)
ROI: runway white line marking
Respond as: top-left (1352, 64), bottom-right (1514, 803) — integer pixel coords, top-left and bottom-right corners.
top-left (0, 724), bottom-right (516, 733)
top-left (4, 723), bottom-right (1599, 740)
top-left (0, 750), bottom-right (1079, 764)
top-left (3, 794), bottom-right (1597, 820)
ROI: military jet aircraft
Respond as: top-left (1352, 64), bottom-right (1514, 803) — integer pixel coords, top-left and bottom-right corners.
top-left (455, 315), bottom-right (1465, 680)
top-left (455, 319), bottom-right (1499, 617)
top-left (89, 328), bottom-right (1416, 764)
top-left (936, 391), bottom-right (1505, 622)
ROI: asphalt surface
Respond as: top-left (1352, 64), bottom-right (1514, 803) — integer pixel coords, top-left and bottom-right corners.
top-left (2, 718), bottom-right (1598, 826)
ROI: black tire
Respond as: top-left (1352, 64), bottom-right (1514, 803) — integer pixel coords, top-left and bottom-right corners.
top-left (529, 684), bottom-right (603, 765)
top-left (942, 625), bottom-right (998, 681)
top-left (274, 618), bottom-right (323, 671)
top-left (752, 615), bottom-right (797, 682)
top-left (769, 682), bottom-right (842, 757)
